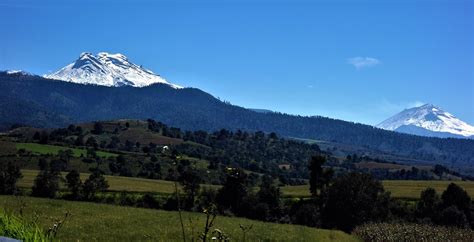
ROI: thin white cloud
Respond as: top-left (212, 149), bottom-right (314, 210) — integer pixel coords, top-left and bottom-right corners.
top-left (406, 101), bottom-right (425, 108)
top-left (377, 99), bottom-right (425, 115)
top-left (347, 57), bottom-right (380, 69)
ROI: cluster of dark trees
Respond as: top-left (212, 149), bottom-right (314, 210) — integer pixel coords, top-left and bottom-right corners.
top-left (167, 155), bottom-right (474, 232)
top-left (416, 184), bottom-right (473, 228)
top-left (149, 119), bottom-right (320, 174)
top-left (369, 167), bottom-right (433, 180)
top-left (30, 158), bottom-right (109, 200)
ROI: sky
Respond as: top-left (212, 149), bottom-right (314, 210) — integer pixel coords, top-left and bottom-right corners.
top-left (1, 0), bottom-right (473, 125)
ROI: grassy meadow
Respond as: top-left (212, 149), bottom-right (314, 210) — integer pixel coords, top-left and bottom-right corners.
top-left (0, 195), bottom-right (358, 242)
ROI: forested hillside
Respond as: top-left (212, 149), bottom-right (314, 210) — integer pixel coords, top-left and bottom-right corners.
top-left (1, 72), bottom-right (473, 169)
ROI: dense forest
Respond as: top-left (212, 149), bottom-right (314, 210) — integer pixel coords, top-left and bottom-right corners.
top-left (1, 72), bottom-right (474, 171)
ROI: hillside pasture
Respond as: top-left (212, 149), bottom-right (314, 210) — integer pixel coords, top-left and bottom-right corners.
top-left (15, 142), bottom-right (117, 158)
top-left (0, 195), bottom-right (358, 242)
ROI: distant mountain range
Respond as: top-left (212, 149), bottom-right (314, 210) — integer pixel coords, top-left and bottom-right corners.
top-left (45, 52), bottom-right (182, 88)
top-left (377, 104), bottom-right (474, 139)
top-left (1, 52), bottom-right (474, 171)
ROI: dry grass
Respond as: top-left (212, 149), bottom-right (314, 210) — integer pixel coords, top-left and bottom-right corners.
top-left (281, 180), bottom-right (474, 199)
top-left (353, 223), bottom-right (474, 241)
top-left (18, 169), bottom-right (220, 194)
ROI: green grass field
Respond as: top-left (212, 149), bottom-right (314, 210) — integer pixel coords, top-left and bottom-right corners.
top-left (16, 143), bottom-right (118, 158)
top-left (281, 180), bottom-right (474, 199)
top-left (0, 196), bottom-right (358, 242)
top-left (18, 169), bottom-right (474, 199)
top-left (18, 170), bottom-right (219, 194)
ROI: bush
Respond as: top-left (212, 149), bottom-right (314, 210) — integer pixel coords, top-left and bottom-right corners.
top-left (321, 173), bottom-right (390, 232)
top-left (353, 223), bottom-right (474, 241)
top-left (439, 206), bottom-right (469, 228)
top-left (292, 202), bottom-right (320, 227)
top-left (0, 162), bottom-right (22, 195)
top-left (31, 168), bottom-right (61, 198)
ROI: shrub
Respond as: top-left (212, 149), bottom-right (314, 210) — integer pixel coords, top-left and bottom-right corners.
top-left (439, 206), bottom-right (469, 228)
top-left (321, 173), bottom-right (390, 232)
top-left (0, 162), bottom-right (22, 195)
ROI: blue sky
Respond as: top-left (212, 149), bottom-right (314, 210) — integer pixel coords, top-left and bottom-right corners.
top-left (1, 0), bottom-right (473, 125)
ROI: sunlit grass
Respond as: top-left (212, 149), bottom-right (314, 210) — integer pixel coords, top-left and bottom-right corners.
top-left (0, 195), bottom-right (359, 242)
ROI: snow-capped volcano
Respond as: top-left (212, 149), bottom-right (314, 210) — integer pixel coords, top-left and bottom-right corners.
top-left (44, 52), bottom-right (181, 88)
top-left (377, 104), bottom-right (474, 139)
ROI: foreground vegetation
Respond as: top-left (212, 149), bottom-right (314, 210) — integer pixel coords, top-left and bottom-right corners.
top-left (0, 195), bottom-right (358, 242)
top-left (2, 120), bottom-right (474, 241)
top-left (0, 211), bottom-right (48, 241)
top-left (354, 223), bottom-right (474, 241)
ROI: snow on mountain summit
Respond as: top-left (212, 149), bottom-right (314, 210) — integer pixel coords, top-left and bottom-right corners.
top-left (44, 52), bottom-right (182, 88)
top-left (377, 104), bottom-right (474, 139)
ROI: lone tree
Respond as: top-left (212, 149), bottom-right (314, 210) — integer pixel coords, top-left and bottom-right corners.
top-left (308, 155), bottom-right (333, 197)
top-left (441, 183), bottom-right (471, 212)
top-left (0, 162), bottom-right (23, 195)
top-left (256, 175), bottom-right (282, 220)
top-left (82, 170), bottom-right (109, 200)
top-left (416, 188), bottom-right (440, 221)
top-left (179, 167), bottom-right (202, 209)
top-left (321, 173), bottom-right (390, 232)
top-left (216, 168), bottom-right (248, 215)
top-left (32, 160), bottom-right (62, 198)
top-left (439, 183), bottom-right (472, 227)
top-left (66, 169), bottom-right (82, 199)
top-left (91, 122), bottom-right (104, 135)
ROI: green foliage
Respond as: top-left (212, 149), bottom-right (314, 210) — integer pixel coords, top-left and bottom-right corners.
top-left (353, 223), bottom-right (474, 241)
top-left (0, 211), bottom-right (47, 242)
